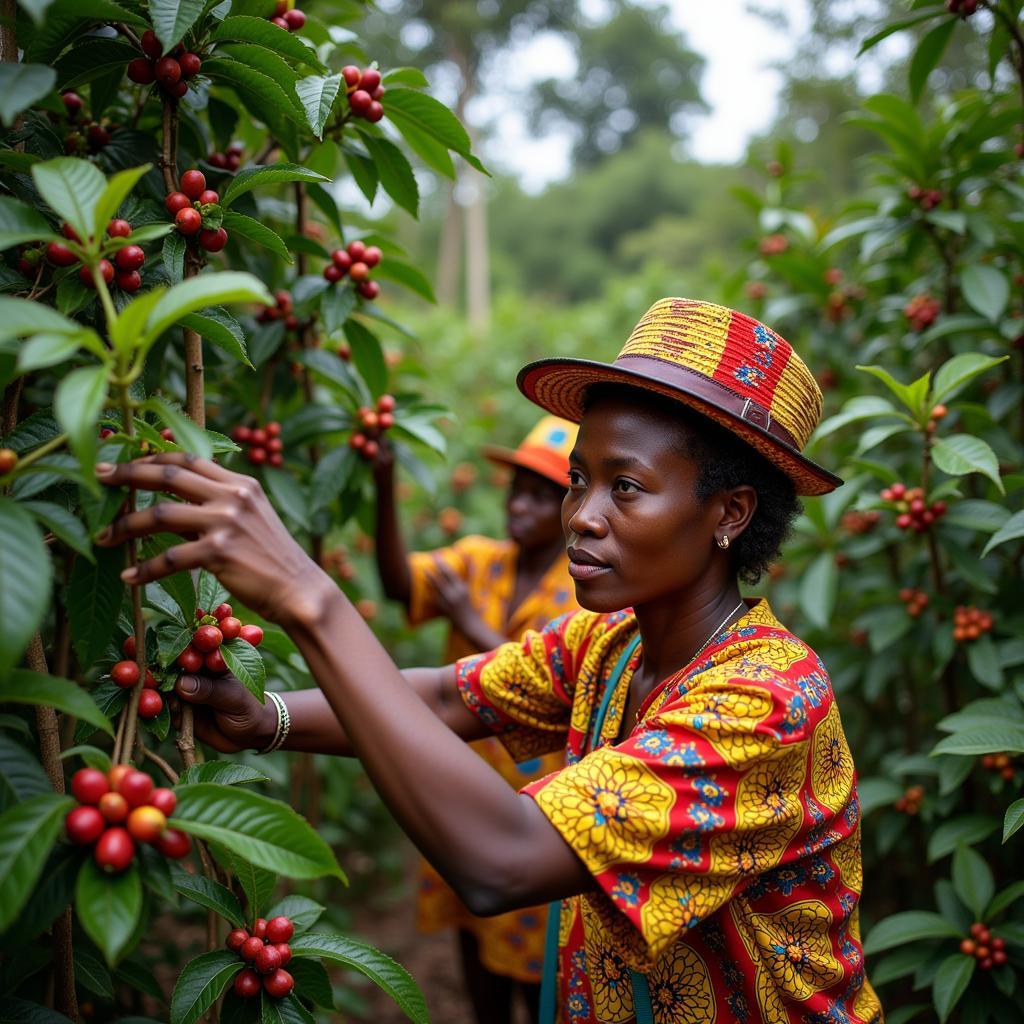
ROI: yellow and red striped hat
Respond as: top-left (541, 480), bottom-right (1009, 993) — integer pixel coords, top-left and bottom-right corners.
top-left (482, 415), bottom-right (577, 487)
top-left (517, 298), bottom-right (841, 496)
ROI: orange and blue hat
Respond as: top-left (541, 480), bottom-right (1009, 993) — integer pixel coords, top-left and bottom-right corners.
top-left (516, 297), bottom-right (842, 496)
top-left (482, 415), bottom-right (578, 488)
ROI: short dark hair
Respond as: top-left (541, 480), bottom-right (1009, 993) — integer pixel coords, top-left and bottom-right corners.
top-left (582, 384), bottom-right (801, 584)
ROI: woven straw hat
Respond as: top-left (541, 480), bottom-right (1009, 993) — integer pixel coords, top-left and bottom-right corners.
top-left (482, 415), bottom-right (578, 487)
top-left (517, 298), bottom-right (841, 496)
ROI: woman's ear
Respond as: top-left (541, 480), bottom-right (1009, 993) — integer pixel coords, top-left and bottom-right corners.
top-left (718, 484), bottom-right (757, 543)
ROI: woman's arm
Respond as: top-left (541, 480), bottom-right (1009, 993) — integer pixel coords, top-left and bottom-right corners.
top-left (98, 454), bottom-right (592, 914)
top-left (371, 442), bottom-right (412, 605)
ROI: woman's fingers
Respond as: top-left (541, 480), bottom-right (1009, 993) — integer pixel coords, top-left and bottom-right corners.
top-left (96, 499), bottom-right (211, 547)
top-left (96, 457), bottom-right (227, 504)
top-left (121, 537), bottom-right (216, 585)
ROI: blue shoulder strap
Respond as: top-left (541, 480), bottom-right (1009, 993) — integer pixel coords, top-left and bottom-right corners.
top-left (539, 633), bottom-right (651, 1023)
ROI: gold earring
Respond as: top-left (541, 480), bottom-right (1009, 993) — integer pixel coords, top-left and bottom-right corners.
top-left (717, 534), bottom-right (730, 550)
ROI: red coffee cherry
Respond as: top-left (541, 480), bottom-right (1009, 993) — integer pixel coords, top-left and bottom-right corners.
top-left (198, 228), bottom-right (228, 252)
top-left (71, 768), bottom-right (110, 805)
top-left (98, 791), bottom-right (129, 823)
top-left (248, 446), bottom-right (267, 465)
top-left (179, 169), bottom-right (206, 199)
top-left (198, 189), bottom-right (219, 205)
top-left (204, 648), bottom-right (228, 674)
top-left (117, 770), bottom-right (154, 808)
top-left (239, 624), bottom-right (263, 647)
top-left (127, 805), bottom-right (167, 842)
top-left (213, 602), bottom-right (233, 620)
top-left (140, 30), bottom-right (162, 59)
top-left (0, 448), bottom-right (17, 474)
top-left (219, 616), bottom-right (242, 640)
top-left (175, 207), bottom-right (202, 235)
top-left (127, 58), bottom-right (155, 85)
top-left (349, 89), bottom-right (372, 115)
top-left (144, 669), bottom-right (159, 689)
top-left (108, 764), bottom-right (132, 790)
top-left (62, 91), bottom-right (83, 117)
top-left (360, 68), bottom-right (382, 93)
top-left (192, 624), bottom-right (224, 652)
top-left (179, 52), bottom-right (202, 78)
top-left (348, 261), bottom-right (369, 282)
top-left (66, 805), bottom-right (106, 845)
top-left (137, 689), bottom-right (163, 719)
top-left (252, 918), bottom-right (268, 939)
top-left (366, 101), bottom-right (384, 123)
top-left (263, 969), bottom-right (294, 998)
top-left (79, 260), bottom-right (114, 288)
top-left (226, 928), bottom-right (249, 952)
top-left (330, 248), bottom-right (352, 270)
top-left (95, 827), bottom-right (135, 872)
top-left (155, 56), bottom-right (182, 86)
top-left (265, 916), bottom-right (294, 943)
top-left (115, 270), bottom-right (142, 292)
top-left (150, 788), bottom-right (176, 816)
top-left (111, 660), bottom-right (141, 688)
top-left (274, 943), bottom-right (291, 966)
top-left (342, 65), bottom-right (361, 88)
top-left (346, 239), bottom-right (367, 262)
top-left (177, 645), bottom-right (203, 672)
top-left (363, 245), bottom-right (382, 267)
top-left (46, 241), bottom-right (78, 267)
top-left (240, 936), bottom-right (264, 962)
top-left (156, 828), bottom-right (191, 858)
top-left (358, 280), bottom-right (380, 300)
top-left (377, 394), bottom-right (396, 413)
top-left (234, 969), bottom-right (261, 999)
top-left (323, 263), bottom-right (343, 282)
top-left (165, 191), bottom-right (191, 215)
top-left (115, 245), bottom-right (146, 271)
top-left (255, 944), bottom-right (282, 974)
top-left (283, 8), bottom-right (305, 29)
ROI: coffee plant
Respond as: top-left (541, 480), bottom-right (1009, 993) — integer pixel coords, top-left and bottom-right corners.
top-left (0, 0), bottom-right (481, 1020)
top-left (734, 2), bottom-right (1024, 1020)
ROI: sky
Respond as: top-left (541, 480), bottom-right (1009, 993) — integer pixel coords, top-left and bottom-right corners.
top-left (471, 0), bottom-right (813, 192)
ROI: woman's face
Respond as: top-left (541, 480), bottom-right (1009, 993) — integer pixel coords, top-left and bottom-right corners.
top-left (562, 394), bottom-right (723, 613)
top-left (505, 467), bottom-right (566, 552)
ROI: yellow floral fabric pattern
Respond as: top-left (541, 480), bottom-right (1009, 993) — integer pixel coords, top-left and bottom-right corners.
top-left (456, 599), bottom-right (881, 1022)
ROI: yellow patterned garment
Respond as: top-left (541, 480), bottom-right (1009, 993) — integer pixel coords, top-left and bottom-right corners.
top-left (455, 599), bottom-right (882, 1023)
top-left (408, 534), bottom-right (579, 982)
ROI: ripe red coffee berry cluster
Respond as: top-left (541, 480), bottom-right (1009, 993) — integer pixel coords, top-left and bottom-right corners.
top-left (925, 403), bottom-right (948, 434)
top-left (960, 923), bottom-right (1006, 969)
top-left (323, 239), bottom-right (382, 299)
top-left (342, 65), bottom-right (385, 122)
top-left (116, 637), bottom-right (164, 718)
top-left (229, 916), bottom-right (296, 999)
top-left (898, 588), bottom-right (929, 618)
top-left (269, 1), bottom-right (306, 31)
top-left (127, 31), bottom-right (202, 99)
top-left (904, 294), bottom-right (941, 331)
top-left (257, 290), bottom-right (299, 331)
top-left (47, 220), bottom-right (147, 293)
top-left (66, 766), bottom-right (190, 871)
top-left (349, 394), bottom-right (396, 460)
top-left (893, 784), bottom-right (924, 815)
top-left (879, 483), bottom-right (947, 532)
top-left (981, 752), bottom-right (1016, 782)
top-left (907, 184), bottom-right (943, 210)
top-left (841, 510), bottom-right (880, 535)
top-left (953, 605), bottom-right (993, 643)
top-left (209, 142), bottom-right (244, 171)
top-left (231, 422), bottom-right (284, 467)
top-left (758, 234), bottom-right (788, 256)
top-left (166, 171), bottom-right (228, 253)
top-left (59, 93), bottom-right (115, 155)
top-left (176, 603), bottom-right (263, 675)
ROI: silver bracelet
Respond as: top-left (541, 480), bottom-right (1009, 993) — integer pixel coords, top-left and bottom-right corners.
top-left (258, 692), bottom-right (291, 754)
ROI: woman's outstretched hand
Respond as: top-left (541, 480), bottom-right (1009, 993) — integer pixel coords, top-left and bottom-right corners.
top-left (94, 452), bottom-right (333, 628)
top-left (174, 672), bottom-right (276, 752)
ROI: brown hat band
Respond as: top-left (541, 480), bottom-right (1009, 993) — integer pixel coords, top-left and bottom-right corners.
top-left (611, 355), bottom-right (801, 450)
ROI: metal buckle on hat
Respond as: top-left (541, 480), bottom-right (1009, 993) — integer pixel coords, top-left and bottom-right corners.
top-left (740, 398), bottom-right (772, 431)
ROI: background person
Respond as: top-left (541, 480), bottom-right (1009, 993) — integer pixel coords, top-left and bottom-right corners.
top-left (372, 415), bottom-right (580, 1024)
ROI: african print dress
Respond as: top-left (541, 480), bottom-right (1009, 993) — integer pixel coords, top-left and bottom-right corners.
top-left (407, 534), bottom-right (579, 983)
top-left (455, 598), bottom-right (883, 1023)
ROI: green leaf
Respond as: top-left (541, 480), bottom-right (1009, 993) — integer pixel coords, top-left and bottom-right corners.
top-left (289, 933), bottom-right (427, 1024)
top-left (197, 569), bottom-right (228, 614)
top-left (382, 67), bottom-right (429, 88)
top-left (812, 395), bottom-right (901, 443)
top-left (218, 639), bottom-right (266, 702)
top-left (344, 319), bottom-right (387, 396)
top-left (178, 761), bottom-right (270, 786)
top-left (141, 535), bottom-right (197, 623)
top-left (952, 844), bottom-right (994, 919)
top-left (374, 258), bottom-right (436, 303)
top-left (143, 397), bottom-right (212, 461)
top-left (0, 998), bottom-right (76, 1022)
top-left (862, 910), bottom-right (962, 954)
top-left (162, 231), bottom-right (186, 283)
top-left (264, 894), bottom-right (324, 933)
top-left (295, 74), bottom-right (342, 139)
top-left (966, 634), bottom-right (1003, 690)
top-left (17, 331), bottom-right (90, 373)
top-left (178, 306), bottom-right (252, 367)
top-left (261, 466), bottom-right (309, 531)
top-left (932, 728), bottom-right (1024, 757)
top-left (54, 364), bottom-right (108, 470)
top-left (0, 195), bottom-right (58, 251)
top-left (59, 744), bottom-right (111, 771)
top-left (171, 866), bottom-right (246, 927)
top-left (931, 353), bottom-right (1009, 405)
top-left (151, 0), bottom-right (206, 51)
top-left (383, 87), bottom-right (482, 169)
top-left (927, 815), bottom-right (1000, 861)
top-left (66, 544), bottom-right (125, 672)
top-left (1004, 799), bottom-right (1024, 843)
top-left (110, 288), bottom-right (168, 357)
top-left (0, 671), bottom-right (114, 736)
top-left (296, 348), bottom-right (358, 394)
top-left (218, 848), bottom-right (276, 916)
top-left (982, 510), bottom-right (1024, 557)
top-left (321, 283), bottom-right (357, 336)
top-left (309, 444), bottom-right (357, 514)
top-left (0, 297), bottom-right (80, 344)
top-left (856, 364), bottom-right (930, 418)
top-left (360, 134), bottom-right (419, 216)
top-left (383, 116), bottom-right (455, 179)
top-left (75, 858), bottom-right (143, 966)
top-left (343, 144), bottom-right (379, 204)
top-left (74, 947), bottom-right (114, 999)
top-left (260, 992), bottom-right (315, 1024)
top-left (73, 682), bottom-right (126, 745)
top-left (961, 265), bottom-right (1009, 323)
top-left (909, 18), bottom-right (955, 103)
top-left (286, 958), bottom-right (334, 1009)
top-left (0, 794), bottom-right (74, 932)
top-left (221, 211), bottom-right (292, 264)
top-left (169, 949), bottom-right (243, 1024)
top-left (210, 17), bottom-right (325, 71)
top-left (931, 435), bottom-right (1003, 493)
top-left (0, 498), bottom-right (52, 677)
top-left (92, 164), bottom-right (151, 242)
top-left (933, 953), bottom-right (973, 1023)
top-left (173, 784), bottom-right (344, 880)
top-left (31, 157), bottom-right (106, 244)
top-left (221, 162), bottom-right (329, 208)
top-left (0, 63), bottom-right (57, 128)
top-left (797, 551), bottom-right (837, 629)
top-left (0, 734), bottom-right (51, 808)
top-left (144, 272), bottom-right (272, 347)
